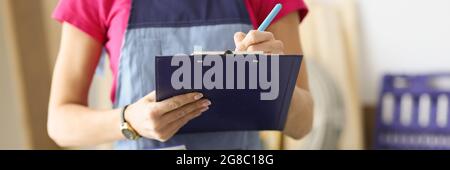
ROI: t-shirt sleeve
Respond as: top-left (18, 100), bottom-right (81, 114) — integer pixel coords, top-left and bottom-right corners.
top-left (245, 0), bottom-right (308, 29)
top-left (52, 0), bottom-right (109, 44)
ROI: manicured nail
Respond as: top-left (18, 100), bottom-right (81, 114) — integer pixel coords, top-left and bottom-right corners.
top-left (194, 93), bottom-right (203, 100)
top-left (203, 100), bottom-right (212, 107)
top-left (194, 112), bottom-right (203, 118)
top-left (200, 107), bottom-right (209, 112)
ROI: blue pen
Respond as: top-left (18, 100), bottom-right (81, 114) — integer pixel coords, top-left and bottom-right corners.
top-left (257, 3), bottom-right (283, 31)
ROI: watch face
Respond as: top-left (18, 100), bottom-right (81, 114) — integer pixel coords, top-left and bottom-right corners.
top-left (122, 129), bottom-right (136, 140)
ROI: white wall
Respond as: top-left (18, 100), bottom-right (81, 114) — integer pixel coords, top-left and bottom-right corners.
top-left (358, 0), bottom-right (450, 104)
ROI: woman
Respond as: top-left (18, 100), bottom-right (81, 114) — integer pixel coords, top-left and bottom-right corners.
top-left (48, 0), bottom-right (313, 150)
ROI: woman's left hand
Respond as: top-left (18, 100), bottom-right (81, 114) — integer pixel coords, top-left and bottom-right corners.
top-left (234, 30), bottom-right (284, 54)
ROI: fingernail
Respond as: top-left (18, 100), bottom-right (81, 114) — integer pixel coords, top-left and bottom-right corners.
top-left (194, 93), bottom-right (203, 100)
top-left (200, 107), bottom-right (209, 112)
top-left (203, 100), bottom-right (212, 107)
top-left (194, 112), bottom-right (203, 118)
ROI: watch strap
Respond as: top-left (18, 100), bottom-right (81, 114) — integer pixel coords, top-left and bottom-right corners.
top-left (121, 104), bottom-right (129, 123)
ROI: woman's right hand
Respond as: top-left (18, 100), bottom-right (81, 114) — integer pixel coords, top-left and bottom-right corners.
top-left (124, 91), bottom-right (210, 142)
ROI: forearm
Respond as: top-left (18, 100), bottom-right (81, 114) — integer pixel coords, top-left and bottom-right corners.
top-left (264, 12), bottom-right (313, 139)
top-left (48, 104), bottom-right (125, 147)
top-left (283, 86), bottom-right (314, 139)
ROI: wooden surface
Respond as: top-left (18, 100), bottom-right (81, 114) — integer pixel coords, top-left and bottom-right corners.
top-left (2, 0), bottom-right (60, 149)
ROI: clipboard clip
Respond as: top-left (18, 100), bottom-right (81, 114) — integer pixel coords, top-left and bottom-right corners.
top-left (192, 49), bottom-right (264, 55)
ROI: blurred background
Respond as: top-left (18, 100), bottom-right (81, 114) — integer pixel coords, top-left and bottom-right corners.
top-left (1, 0), bottom-right (449, 150)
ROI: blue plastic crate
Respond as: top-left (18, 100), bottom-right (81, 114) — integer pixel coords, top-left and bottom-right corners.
top-left (374, 74), bottom-right (450, 149)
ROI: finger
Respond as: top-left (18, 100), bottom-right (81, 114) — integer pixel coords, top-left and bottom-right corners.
top-left (234, 32), bottom-right (246, 51)
top-left (159, 99), bottom-right (211, 125)
top-left (240, 30), bottom-right (275, 50)
top-left (247, 40), bottom-right (284, 54)
top-left (153, 92), bottom-right (204, 115)
top-left (143, 91), bottom-right (156, 102)
top-left (161, 107), bottom-right (208, 140)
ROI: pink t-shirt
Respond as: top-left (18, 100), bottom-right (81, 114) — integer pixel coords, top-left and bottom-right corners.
top-left (52, 0), bottom-right (308, 103)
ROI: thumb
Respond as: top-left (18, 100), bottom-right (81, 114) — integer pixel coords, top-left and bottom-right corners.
top-left (143, 91), bottom-right (156, 102)
top-left (234, 32), bottom-right (246, 51)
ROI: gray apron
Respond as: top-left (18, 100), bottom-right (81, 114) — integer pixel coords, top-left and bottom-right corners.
top-left (112, 0), bottom-right (262, 150)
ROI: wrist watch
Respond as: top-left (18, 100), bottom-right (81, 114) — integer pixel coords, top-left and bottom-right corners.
top-left (120, 105), bottom-right (141, 140)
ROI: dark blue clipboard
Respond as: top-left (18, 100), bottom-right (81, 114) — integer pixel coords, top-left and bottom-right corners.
top-left (155, 54), bottom-right (302, 134)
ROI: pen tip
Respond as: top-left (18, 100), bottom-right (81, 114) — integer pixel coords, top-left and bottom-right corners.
top-left (276, 3), bottom-right (282, 9)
